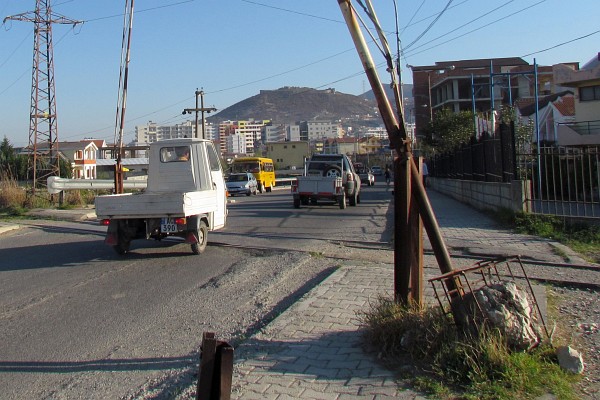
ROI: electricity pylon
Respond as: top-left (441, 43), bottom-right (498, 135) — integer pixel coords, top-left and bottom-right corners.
top-left (4, 1), bottom-right (81, 197)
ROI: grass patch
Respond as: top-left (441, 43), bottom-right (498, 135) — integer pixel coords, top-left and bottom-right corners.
top-left (360, 297), bottom-right (579, 399)
top-left (487, 208), bottom-right (600, 263)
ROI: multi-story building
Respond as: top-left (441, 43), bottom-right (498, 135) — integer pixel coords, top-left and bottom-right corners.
top-left (218, 119), bottom-right (271, 155)
top-left (265, 123), bottom-right (301, 142)
top-left (135, 120), bottom-right (217, 144)
top-left (266, 141), bottom-right (310, 170)
top-left (306, 120), bottom-right (343, 141)
top-left (408, 57), bottom-right (568, 139)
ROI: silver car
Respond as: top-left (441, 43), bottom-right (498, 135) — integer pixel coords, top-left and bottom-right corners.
top-left (226, 172), bottom-right (258, 196)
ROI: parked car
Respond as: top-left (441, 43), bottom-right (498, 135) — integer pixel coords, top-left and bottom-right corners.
top-left (356, 167), bottom-right (375, 186)
top-left (370, 165), bottom-right (383, 176)
top-left (226, 172), bottom-right (258, 196)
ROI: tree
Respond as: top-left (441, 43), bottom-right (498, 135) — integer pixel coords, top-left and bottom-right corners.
top-left (0, 136), bottom-right (27, 180)
top-left (422, 108), bottom-right (475, 154)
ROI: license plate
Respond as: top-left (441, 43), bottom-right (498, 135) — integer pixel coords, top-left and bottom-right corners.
top-left (160, 218), bottom-right (177, 233)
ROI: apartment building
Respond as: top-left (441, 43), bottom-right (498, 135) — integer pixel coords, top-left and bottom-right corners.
top-left (218, 119), bottom-right (271, 155)
top-left (265, 123), bottom-right (301, 142)
top-left (409, 57), bottom-right (567, 138)
top-left (135, 120), bottom-right (217, 144)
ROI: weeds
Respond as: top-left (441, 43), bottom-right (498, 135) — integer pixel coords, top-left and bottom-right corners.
top-left (0, 174), bottom-right (96, 216)
top-left (360, 296), bottom-right (579, 399)
top-left (0, 173), bottom-right (27, 215)
top-left (488, 208), bottom-right (600, 263)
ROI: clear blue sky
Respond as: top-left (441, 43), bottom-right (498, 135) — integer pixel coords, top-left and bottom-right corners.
top-left (1, 0), bottom-right (598, 147)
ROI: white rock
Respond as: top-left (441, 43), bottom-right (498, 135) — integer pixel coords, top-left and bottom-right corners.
top-left (556, 346), bottom-right (585, 374)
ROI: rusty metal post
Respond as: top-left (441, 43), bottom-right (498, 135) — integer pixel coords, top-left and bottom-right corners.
top-left (197, 332), bottom-right (217, 400)
top-left (197, 332), bottom-right (234, 400)
top-left (216, 344), bottom-right (233, 400)
top-left (410, 157), bottom-right (425, 305)
top-left (394, 154), bottom-right (411, 303)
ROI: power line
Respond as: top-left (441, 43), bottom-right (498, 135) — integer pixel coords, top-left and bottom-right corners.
top-left (521, 29), bottom-right (600, 58)
top-left (403, 0), bottom-right (547, 58)
top-left (403, 0), bottom-right (454, 51)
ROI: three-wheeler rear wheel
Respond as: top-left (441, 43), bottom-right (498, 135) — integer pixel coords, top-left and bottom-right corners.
top-left (191, 220), bottom-right (208, 254)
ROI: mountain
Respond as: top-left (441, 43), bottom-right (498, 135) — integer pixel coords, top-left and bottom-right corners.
top-left (361, 83), bottom-right (413, 102)
top-left (208, 87), bottom-right (379, 124)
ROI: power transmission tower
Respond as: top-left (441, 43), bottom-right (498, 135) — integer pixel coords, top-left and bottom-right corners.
top-left (4, 1), bottom-right (81, 197)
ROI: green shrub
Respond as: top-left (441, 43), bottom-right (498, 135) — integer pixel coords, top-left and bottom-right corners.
top-left (360, 296), bottom-right (579, 399)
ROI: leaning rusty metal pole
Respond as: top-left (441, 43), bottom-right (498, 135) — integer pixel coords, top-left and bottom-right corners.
top-left (337, 0), bottom-right (455, 297)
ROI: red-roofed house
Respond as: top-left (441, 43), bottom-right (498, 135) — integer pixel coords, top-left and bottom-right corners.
top-left (516, 91), bottom-right (575, 144)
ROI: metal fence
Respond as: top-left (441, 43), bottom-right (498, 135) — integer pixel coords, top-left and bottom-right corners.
top-left (518, 146), bottom-right (600, 218)
top-left (430, 123), bottom-right (516, 183)
top-left (430, 123), bottom-right (600, 218)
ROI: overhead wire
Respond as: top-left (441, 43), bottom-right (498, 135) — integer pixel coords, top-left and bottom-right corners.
top-left (2, 0), bottom-right (590, 145)
top-left (403, 0), bottom-right (547, 58)
top-left (402, 0), bottom-right (454, 52)
top-left (521, 29), bottom-right (600, 58)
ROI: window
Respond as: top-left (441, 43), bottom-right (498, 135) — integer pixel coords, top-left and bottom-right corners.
top-left (160, 146), bottom-right (190, 162)
top-left (206, 143), bottom-right (222, 171)
top-left (580, 85), bottom-right (600, 101)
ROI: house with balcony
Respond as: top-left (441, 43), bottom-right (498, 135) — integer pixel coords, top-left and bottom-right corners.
top-left (516, 91), bottom-right (575, 145)
top-left (554, 53), bottom-right (600, 145)
top-left (58, 141), bottom-right (98, 179)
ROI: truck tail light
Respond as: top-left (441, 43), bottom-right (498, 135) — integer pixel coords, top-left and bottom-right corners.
top-left (100, 219), bottom-right (111, 226)
top-left (175, 217), bottom-right (186, 225)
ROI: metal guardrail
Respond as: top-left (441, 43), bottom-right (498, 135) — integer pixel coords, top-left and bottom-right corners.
top-left (47, 176), bottom-right (147, 194)
top-left (47, 176), bottom-right (297, 194)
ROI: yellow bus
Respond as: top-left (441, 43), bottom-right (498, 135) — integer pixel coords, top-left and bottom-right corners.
top-left (231, 157), bottom-right (276, 193)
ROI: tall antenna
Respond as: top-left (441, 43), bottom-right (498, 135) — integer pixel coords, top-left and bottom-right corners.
top-left (4, 0), bottom-right (82, 197)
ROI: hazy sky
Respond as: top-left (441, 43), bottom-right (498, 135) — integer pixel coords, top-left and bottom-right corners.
top-left (1, 0), bottom-right (598, 147)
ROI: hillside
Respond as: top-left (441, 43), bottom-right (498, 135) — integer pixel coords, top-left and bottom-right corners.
top-left (208, 87), bottom-right (379, 124)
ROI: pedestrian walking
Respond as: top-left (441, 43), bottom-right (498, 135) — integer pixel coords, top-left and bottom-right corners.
top-left (384, 166), bottom-right (391, 185)
top-left (422, 159), bottom-right (429, 188)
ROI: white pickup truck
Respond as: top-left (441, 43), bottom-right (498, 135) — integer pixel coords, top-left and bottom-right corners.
top-left (95, 138), bottom-right (227, 255)
top-left (291, 153), bottom-right (361, 209)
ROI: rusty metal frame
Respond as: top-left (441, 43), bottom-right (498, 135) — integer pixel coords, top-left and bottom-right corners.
top-left (429, 255), bottom-right (550, 339)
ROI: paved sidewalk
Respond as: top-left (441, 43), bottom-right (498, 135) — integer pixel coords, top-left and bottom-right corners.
top-left (1, 190), bottom-right (590, 398)
top-left (232, 263), bottom-right (424, 399)
top-left (229, 189), bottom-right (589, 399)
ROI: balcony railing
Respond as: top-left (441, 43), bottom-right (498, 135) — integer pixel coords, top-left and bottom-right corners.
top-left (559, 120), bottom-right (600, 136)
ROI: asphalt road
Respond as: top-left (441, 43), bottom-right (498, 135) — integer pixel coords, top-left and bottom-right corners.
top-left (0, 183), bottom-right (393, 399)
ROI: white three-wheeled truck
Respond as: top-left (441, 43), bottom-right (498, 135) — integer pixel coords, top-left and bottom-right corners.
top-left (95, 138), bottom-right (227, 255)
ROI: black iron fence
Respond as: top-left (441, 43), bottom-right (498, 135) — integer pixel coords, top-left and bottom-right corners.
top-left (430, 123), bottom-right (516, 183)
top-left (430, 123), bottom-right (600, 218)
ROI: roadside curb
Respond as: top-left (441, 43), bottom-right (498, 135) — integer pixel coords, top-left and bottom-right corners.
top-left (0, 223), bottom-right (20, 235)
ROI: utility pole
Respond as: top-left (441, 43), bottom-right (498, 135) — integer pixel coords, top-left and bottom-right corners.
top-left (4, 0), bottom-right (82, 197)
top-left (113, 0), bottom-right (135, 194)
top-left (338, 0), bottom-right (456, 305)
top-left (183, 89), bottom-right (217, 139)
